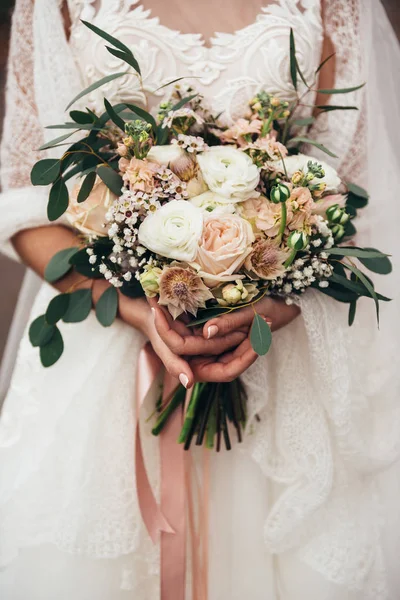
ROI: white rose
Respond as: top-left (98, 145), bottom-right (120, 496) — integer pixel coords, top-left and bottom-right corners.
top-left (278, 153), bottom-right (341, 191)
top-left (190, 191), bottom-right (236, 215)
top-left (138, 200), bottom-right (203, 262)
top-left (197, 146), bottom-right (260, 201)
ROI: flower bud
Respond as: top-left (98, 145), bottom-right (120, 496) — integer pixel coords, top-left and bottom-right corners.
top-left (270, 97), bottom-right (280, 107)
top-left (139, 266), bottom-right (163, 298)
top-left (270, 183), bottom-right (291, 204)
top-left (326, 204), bottom-right (350, 225)
top-left (282, 110), bottom-right (290, 118)
top-left (331, 223), bottom-right (345, 241)
top-left (291, 171), bottom-right (303, 185)
top-left (287, 230), bottom-right (309, 251)
top-left (221, 284), bottom-right (242, 305)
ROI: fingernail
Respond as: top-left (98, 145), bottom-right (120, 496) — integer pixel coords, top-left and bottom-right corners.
top-left (151, 307), bottom-right (155, 319)
top-left (263, 317), bottom-right (272, 326)
top-left (207, 325), bottom-right (218, 339)
top-left (179, 373), bottom-right (189, 389)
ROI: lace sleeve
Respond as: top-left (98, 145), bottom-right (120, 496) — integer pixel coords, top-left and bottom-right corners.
top-left (0, 0), bottom-right (49, 256)
top-left (307, 0), bottom-right (367, 183)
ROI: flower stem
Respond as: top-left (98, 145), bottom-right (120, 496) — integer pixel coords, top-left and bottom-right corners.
top-left (284, 249), bottom-right (297, 268)
top-left (178, 383), bottom-right (205, 444)
top-left (277, 202), bottom-right (287, 243)
top-left (151, 385), bottom-right (185, 436)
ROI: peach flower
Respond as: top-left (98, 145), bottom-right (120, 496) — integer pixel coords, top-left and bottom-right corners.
top-left (119, 157), bottom-right (159, 193)
top-left (313, 193), bottom-right (347, 217)
top-left (67, 176), bottom-right (117, 237)
top-left (218, 118), bottom-right (263, 146)
top-left (239, 196), bottom-right (283, 237)
top-left (193, 214), bottom-right (255, 286)
top-left (245, 239), bottom-right (290, 280)
top-left (288, 187), bottom-right (317, 231)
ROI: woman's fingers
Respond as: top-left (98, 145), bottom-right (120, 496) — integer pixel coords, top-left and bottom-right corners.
top-left (190, 338), bottom-right (258, 383)
top-left (150, 330), bottom-right (194, 389)
top-left (152, 304), bottom-right (247, 356)
top-left (203, 307), bottom-right (272, 340)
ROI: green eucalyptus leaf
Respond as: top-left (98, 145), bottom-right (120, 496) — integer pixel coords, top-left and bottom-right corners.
top-left (45, 293), bottom-right (70, 325)
top-left (65, 72), bottom-right (128, 111)
top-left (172, 94), bottom-right (198, 111)
top-left (346, 192), bottom-right (368, 209)
top-left (348, 300), bottom-right (357, 326)
top-left (289, 28), bottom-right (297, 91)
top-left (46, 122), bottom-right (97, 130)
top-left (153, 77), bottom-right (190, 92)
top-left (346, 182), bottom-right (369, 199)
top-left (77, 171), bottom-right (97, 203)
top-left (120, 279), bottom-right (146, 298)
top-left (324, 247), bottom-right (389, 259)
top-left (123, 103), bottom-right (157, 130)
top-left (106, 46), bottom-right (141, 75)
top-left (95, 286), bottom-right (119, 327)
top-left (97, 165), bottom-right (123, 195)
top-left (315, 51), bottom-right (336, 74)
top-left (70, 110), bottom-right (96, 124)
top-left (30, 158), bottom-right (60, 186)
top-left (344, 220), bottom-right (357, 237)
top-left (250, 313), bottom-right (272, 356)
top-left (29, 315), bottom-right (55, 347)
top-left (40, 326), bottom-right (64, 367)
top-left (44, 247), bottom-right (79, 283)
top-left (289, 136), bottom-right (338, 158)
top-left (316, 105), bottom-right (358, 112)
top-left (38, 131), bottom-right (78, 151)
top-left (104, 98), bottom-right (126, 130)
top-left (81, 20), bottom-right (133, 54)
top-left (47, 178), bottom-right (69, 221)
top-left (358, 249), bottom-right (393, 275)
top-left (314, 282), bottom-right (358, 303)
top-left (62, 289), bottom-right (92, 323)
top-left (293, 117), bottom-right (315, 127)
top-left (317, 83), bottom-right (365, 94)
top-left (342, 263), bottom-right (380, 325)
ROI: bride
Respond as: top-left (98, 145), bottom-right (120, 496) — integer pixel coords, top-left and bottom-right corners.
top-left (0, 0), bottom-right (400, 598)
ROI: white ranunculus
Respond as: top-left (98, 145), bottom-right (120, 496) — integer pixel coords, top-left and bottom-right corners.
top-left (190, 191), bottom-right (236, 215)
top-left (279, 153), bottom-right (342, 191)
top-left (197, 146), bottom-right (260, 201)
top-left (138, 200), bottom-right (203, 262)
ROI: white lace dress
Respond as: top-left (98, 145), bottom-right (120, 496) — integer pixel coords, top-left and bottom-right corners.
top-left (1, 1), bottom-right (400, 599)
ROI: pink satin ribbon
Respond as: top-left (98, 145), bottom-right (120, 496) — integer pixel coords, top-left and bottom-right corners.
top-left (135, 344), bottom-right (209, 600)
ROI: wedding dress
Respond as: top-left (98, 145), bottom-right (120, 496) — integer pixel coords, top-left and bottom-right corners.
top-left (0, 1), bottom-right (400, 598)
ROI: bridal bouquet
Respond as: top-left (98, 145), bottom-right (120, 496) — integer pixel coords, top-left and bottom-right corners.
top-left (28, 22), bottom-right (392, 449)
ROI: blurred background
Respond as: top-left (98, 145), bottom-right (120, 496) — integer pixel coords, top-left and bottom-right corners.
top-left (0, 0), bottom-right (399, 363)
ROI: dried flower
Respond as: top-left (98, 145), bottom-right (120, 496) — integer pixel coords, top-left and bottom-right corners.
top-left (158, 265), bottom-right (213, 319)
top-left (245, 239), bottom-right (289, 280)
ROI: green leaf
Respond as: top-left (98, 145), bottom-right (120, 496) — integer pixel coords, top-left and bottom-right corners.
top-left (348, 300), bottom-right (357, 326)
top-left (322, 247), bottom-right (389, 259)
top-left (95, 286), bottom-right (119, 326)
top-left (46, 122), bottom-right (96, 130)
top-left (97, 165), bottom-right (123, 195)
top-left (120, 279), bottom-right (146, 298)
top-left (358, 248), bottom-right (393, 275)
top-left (314, 282), bottom-right (358, 303)
top-left (38, 131), bottom-right (78, 151)
top-left (316, 105), bottom-right (358, 112)
top-left (289, 136), bottom-right (338, 158)
top-left (47, 178), bottom-right (69, 221)
top-left (289, 28), bottom-right (297, 91)
top-left (70, 110), bottom-right (96, 124)
top-left (104, 98), bottom-right (126, 130)
top-left (346, 182), bottom-right (369, 199)
top-left (45, 293), bottom-right (70, 325)
top-left (81, 20), bottom-right (133, 54)
top-left (154, 77), bottom-right (189, 92)
top-left (346, 192), bottom-right (368, 209)
top-left (172, 94), bottom-right (198, 111)
top-left (44, 247), bottom-right (79, 283)
top-left (317, 83), bottom-right (365, 94)
top-left (293, 116), bottom-right (315, 127)
top-left (315, 51), bottom-right (336, 74)
top-left (62, 289), bottom-right (92, 323)
top-left (77, 171), bottom-right (97, 203)
top-left (250, 313), bottom-right (272, 356)
top-left (65, 72), bottom-right (127, 111)
top-left (29, 315), bottom-right (55, 347)
top-left (343, 263), bottom-right (380, 325)
top-left (123, 103), bottom-right (157, 130)
top-left (30, 158), bottom-right (60, 186)
top-left (40, 326), bottom-right (64, 367)
top-left (106, 46), bottom-right (141, 75)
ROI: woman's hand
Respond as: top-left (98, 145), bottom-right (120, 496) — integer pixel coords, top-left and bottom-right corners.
top-left (202, 297), bottom-right (300, 341)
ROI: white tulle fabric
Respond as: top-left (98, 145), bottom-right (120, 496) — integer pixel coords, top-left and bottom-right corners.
top-left (0, 1), bottom-right (400, 599)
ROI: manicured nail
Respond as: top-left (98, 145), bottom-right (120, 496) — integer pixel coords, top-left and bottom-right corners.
top-left (263, 317), bottom-right (272, 326)
top-left (207, 325), bottom-right (218, 339)
top-left (151, 307), bottom-right (155, 318)
top-left (179, 373), bottom-right (189, 389)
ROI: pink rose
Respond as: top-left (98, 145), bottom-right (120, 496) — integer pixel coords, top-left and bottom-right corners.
top-left (240, 196), bottom-right (282, 237)
top-left (313, 193), bottom-right (347, 217)
top-left (288, 187), bottom-right (316, 230)
top-left (67, 176), bottom-right (117, 237)
top-left (194, 214), bottom-right (255, 286)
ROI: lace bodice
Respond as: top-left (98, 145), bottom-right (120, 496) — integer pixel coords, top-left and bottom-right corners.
top-left (66, 0), bottom-right (323, 124)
